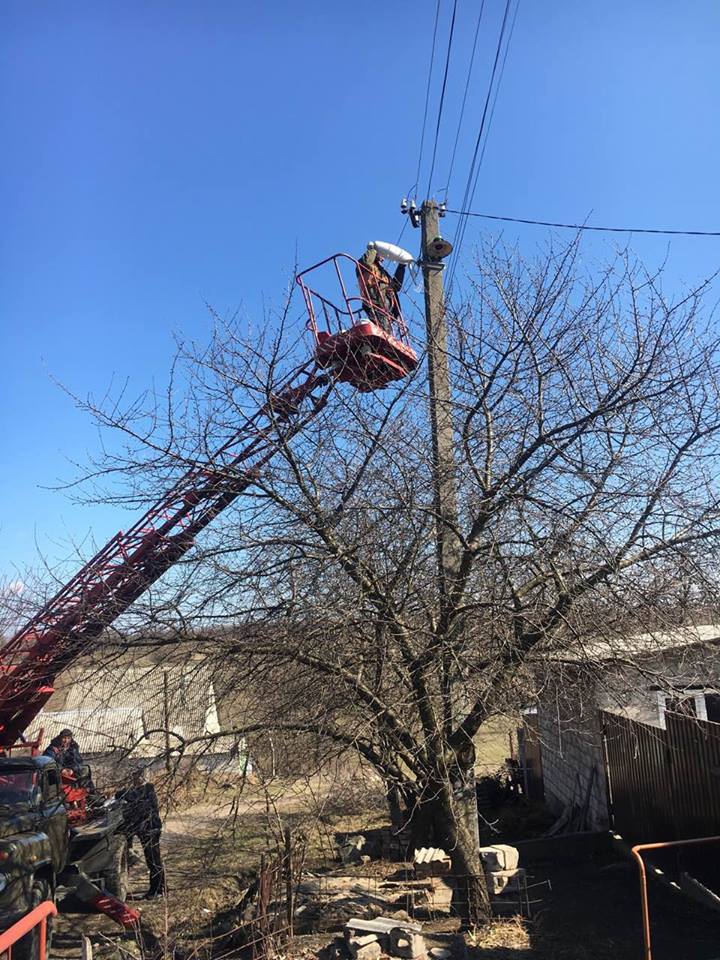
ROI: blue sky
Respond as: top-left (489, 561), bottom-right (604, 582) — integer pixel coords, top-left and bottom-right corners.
top-left (2, 0), bottom-right (720, 584)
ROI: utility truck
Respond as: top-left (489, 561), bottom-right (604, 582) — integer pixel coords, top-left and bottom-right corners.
top-left (0, 247), bottom-right (419, 952)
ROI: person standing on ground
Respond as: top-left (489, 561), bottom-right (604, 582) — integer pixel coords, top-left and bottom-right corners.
top-left (116, 766), bottom-right (167, 900)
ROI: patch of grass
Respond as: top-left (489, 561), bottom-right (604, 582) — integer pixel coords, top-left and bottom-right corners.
top-left (466, 917), bottom-right (531, 957)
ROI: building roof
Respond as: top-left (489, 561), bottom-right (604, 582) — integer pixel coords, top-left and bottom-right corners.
top-left (548, 623), bottom-right (720, 665)
top-left (39, 706), bottom-right (144, 755)
top-left (38, 661), bottom-right (234, 757)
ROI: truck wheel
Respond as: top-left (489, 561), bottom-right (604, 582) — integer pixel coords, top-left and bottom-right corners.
top-left (103, 837), bottom-right (129, 901)
top-left (14, 876), bottom-right (53, 960)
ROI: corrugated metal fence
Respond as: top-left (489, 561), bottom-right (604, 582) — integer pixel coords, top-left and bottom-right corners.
top-left (601, 710), bottom-right (720, 843)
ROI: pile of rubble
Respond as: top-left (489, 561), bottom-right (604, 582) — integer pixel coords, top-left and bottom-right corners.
top-left (409, 844), bottom-right (525, 914)
top-left (321, 916), bottom-right (437, 960)
top-left (299, 842), bottom-right (526, 933)
top-left (337, 827), bottom-right (412, 865)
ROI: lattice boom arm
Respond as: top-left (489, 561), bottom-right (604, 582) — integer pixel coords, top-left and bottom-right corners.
top-left (0, 366), bottom-right (331, 748)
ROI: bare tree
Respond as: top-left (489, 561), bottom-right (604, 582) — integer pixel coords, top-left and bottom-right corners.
top-left (65, 238), bottom-right (720, 923)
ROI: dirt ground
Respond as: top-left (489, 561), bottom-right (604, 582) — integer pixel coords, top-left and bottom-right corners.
top-left (51, 776), bottom-right (389, 958)
top-left (48, 776), bottom-right (720, 960)
top-left (519, 854), bottom-right (720, 960)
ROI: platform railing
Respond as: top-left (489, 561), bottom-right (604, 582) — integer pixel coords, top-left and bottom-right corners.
top-left (0, 899), bottom-right (57, 960)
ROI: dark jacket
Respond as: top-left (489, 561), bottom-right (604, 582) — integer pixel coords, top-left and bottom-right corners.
top-left (43, 737), bottom-right (83, 774)
top-left (116, 782), bottom-right (162, 835)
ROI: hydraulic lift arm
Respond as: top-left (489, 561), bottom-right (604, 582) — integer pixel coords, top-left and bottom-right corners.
top-left (0, 363), bottom-right (332, 749)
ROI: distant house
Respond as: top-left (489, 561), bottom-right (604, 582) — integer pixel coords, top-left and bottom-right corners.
top-left (37, 659), bottom-right (249, 770)
top-left (533, 624), bottom-right (720, 831)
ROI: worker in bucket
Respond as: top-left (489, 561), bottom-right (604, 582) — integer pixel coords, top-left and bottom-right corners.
top-left (116, 765), bottom-right (166, 900)
top-left (356, 243), bottom-right (406, 332)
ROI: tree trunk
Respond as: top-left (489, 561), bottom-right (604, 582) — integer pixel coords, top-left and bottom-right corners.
top-left (381, 766), bottom-right (491, 926)
top-left (421, 770), bottom-right (491, 927)
top-left (386, 783), bottom-right (407, 833)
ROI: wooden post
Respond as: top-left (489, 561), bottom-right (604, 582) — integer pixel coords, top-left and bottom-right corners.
top-left (284, 825), bottom-right (294, 939)
top-left (163, 670), bottom-right (171, 773)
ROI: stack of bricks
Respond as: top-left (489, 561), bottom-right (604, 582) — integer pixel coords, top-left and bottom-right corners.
top-left (479, 844), bottom-right (522, 896)
top-left (344, 917), bottom-right (426, 960)
top-left (413, 848), bottom-right (451, 878)
top-left (378, 826), bottom-right (412, 861)
top-left (410, 848), bottom-right (453, 914)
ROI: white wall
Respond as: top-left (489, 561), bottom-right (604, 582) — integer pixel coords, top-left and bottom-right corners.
top-left (536, 669), bottom-right (610, 830)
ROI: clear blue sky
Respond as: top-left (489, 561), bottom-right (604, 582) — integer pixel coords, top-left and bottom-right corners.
top-left (2, 0), bottom-right (720, 583)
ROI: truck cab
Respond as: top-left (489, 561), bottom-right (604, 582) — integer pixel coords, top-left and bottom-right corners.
top-left (0, 756), bottom-right (68, 921)
top-left (0, 754), bottom-right (131, 948)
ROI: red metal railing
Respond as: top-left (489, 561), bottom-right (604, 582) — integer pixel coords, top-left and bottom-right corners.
top-left (632, 836), bottom-right (720, 960)
top-left (0, 900), bottom-right (56, 960)
top-left (296, 253), bottom-right (410, 343)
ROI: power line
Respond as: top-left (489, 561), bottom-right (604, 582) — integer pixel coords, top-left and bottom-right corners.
top-left (414, 0), bottom-right (442, 201)
top-left (425, 0), bottom-right (458, 199)
top-left (463, 0), bottom-right (520, 215)
top-left (445, 1), bottom-right (486, 202)
top-left (448, 0), bottom-right (515, 292)
top-left (445, 209), bottom-right (720, 237)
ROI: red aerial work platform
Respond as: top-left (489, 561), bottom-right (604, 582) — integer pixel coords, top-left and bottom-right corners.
top-left (0, 251), bottom-right (416, 752)
top-left (0, 248), bottom-right (415, 936)
top-left (297, 253), bottom-right (418, 391)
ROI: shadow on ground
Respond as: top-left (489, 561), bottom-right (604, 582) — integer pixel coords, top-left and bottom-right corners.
top-left (522, 853), bottom-right (720, 960)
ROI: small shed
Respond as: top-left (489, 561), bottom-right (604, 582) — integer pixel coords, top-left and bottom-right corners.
top-left (535, 623), bottom-right (720, 830)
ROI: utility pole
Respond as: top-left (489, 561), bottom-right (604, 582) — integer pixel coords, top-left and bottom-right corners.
top-left (415, 199), bottom-right (481, 856)
top-left (419, 200), bottom-right (461, 610)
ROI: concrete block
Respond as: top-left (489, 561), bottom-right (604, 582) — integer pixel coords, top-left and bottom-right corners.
top-left (348, 941), bottom-right (381, 960)
top-left (479, 844), bottom-right (519, 872)
top-left (388, 929), bottom-right (426, 959)
top-left (486, 867), bottom-right (524, 896)
top-left (347, 934), bottom-right (381, 960)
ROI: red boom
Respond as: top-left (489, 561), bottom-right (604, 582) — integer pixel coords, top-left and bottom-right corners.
top-left (0, 362), bottom-right (332, 748)
top-left (0, 251), bottom-right (417, 750)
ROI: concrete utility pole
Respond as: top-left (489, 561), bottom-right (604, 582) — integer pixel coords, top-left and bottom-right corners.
top-left (419, 200), bottom-right (480, 851)
top-left (419, 200), bottom-right (462, 621)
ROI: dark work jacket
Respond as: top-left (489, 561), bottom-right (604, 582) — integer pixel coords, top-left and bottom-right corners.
top-left (43, 737), bottom-right (83, 774)
top-left (116, 782), bottom-right (162, 835)
top-left (356, 254), bottom-right (406, 318)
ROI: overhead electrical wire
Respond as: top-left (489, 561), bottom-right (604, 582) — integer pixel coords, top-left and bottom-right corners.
top-left (425, 0), bottom-right (459, 199)
top-left (462, 0), bottom-right (520, 216)
top-left (445, 1), bottom-right (486, 202)
top-left (447, 0), bottom-right (516, 293)
top-left (413, 0), bottom-right (442, 202)
top-left (453, 0), bottom-right (513, 228)
top-left (445, 209), bottom-right (720, 237)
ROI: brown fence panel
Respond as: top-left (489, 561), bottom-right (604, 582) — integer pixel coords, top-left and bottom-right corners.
top-left (665, 711), bottom-right (720, 839)
top-left (601, 711), bottom-right (674, 843)
top-left (602, 710), bottom-right (720, 844)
